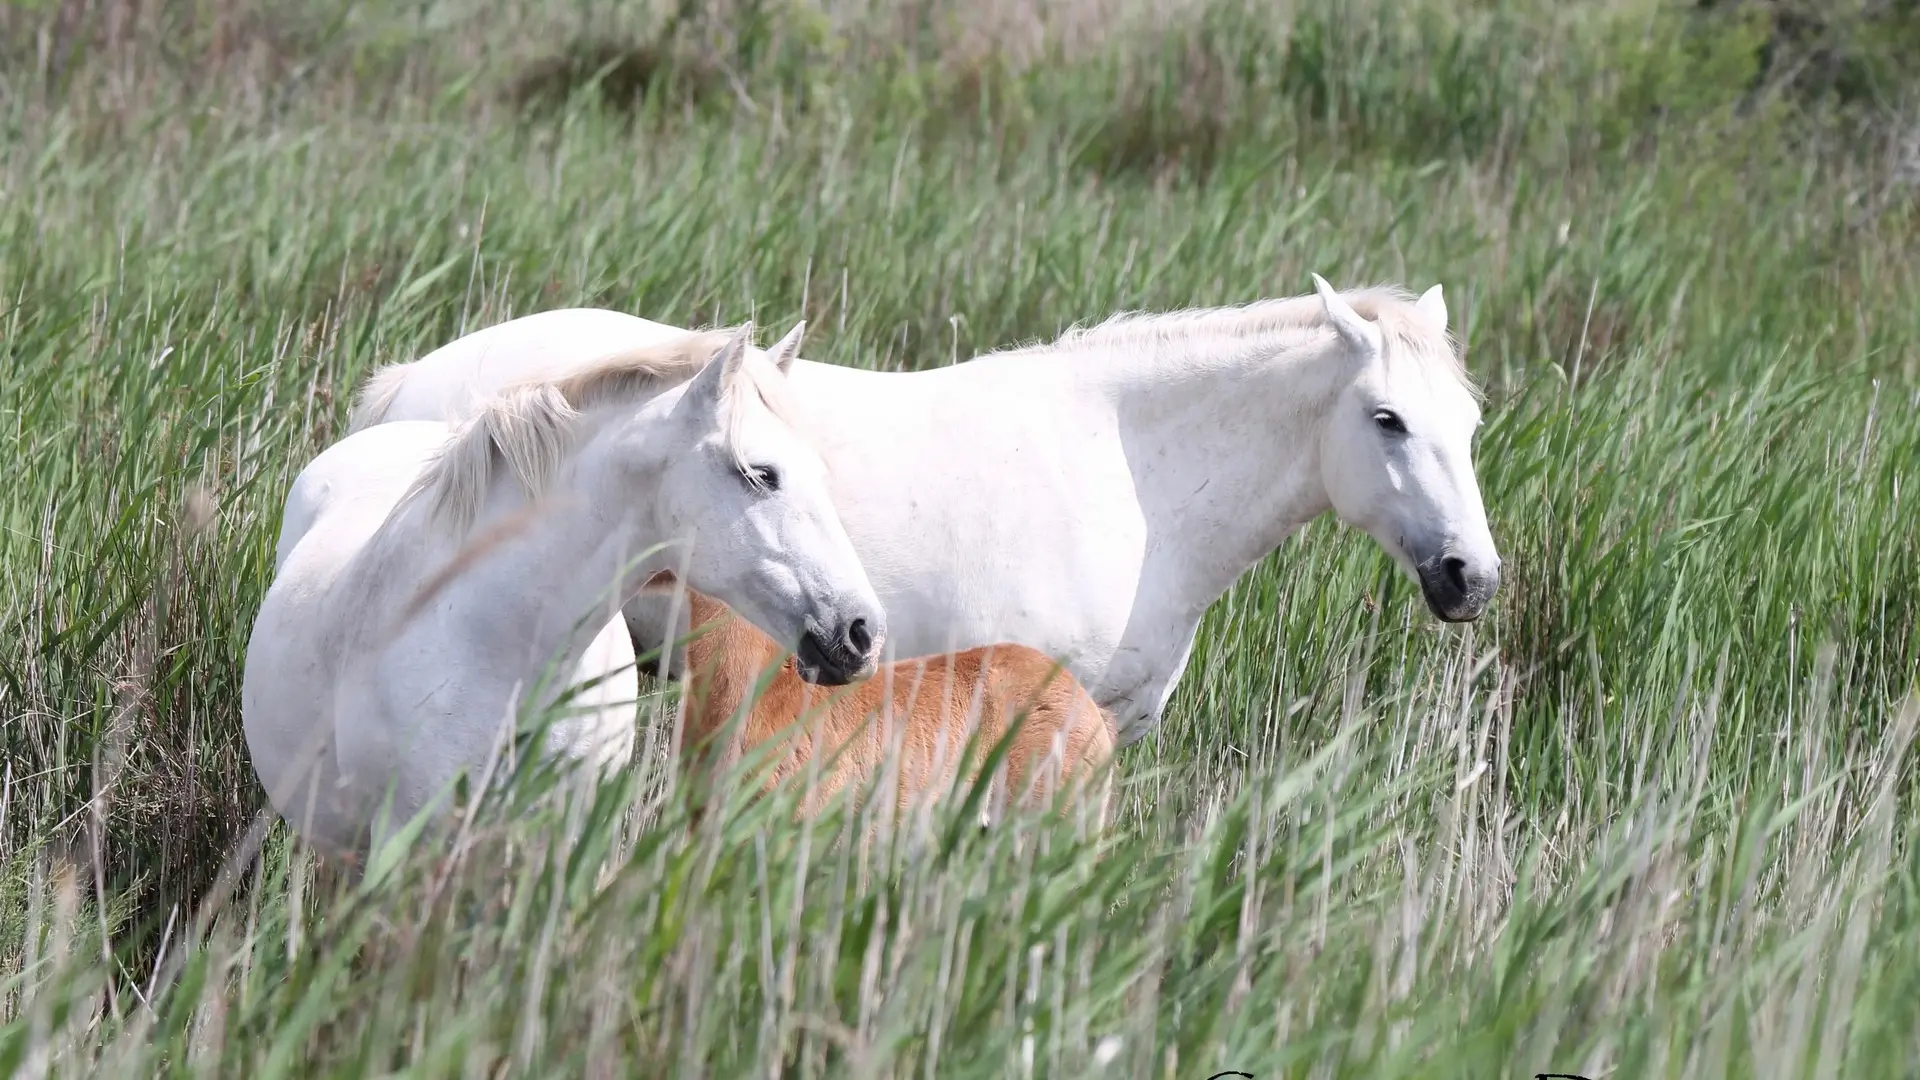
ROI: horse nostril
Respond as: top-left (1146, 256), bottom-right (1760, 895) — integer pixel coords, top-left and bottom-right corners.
top-left (845, 617), bottom-right (872, 656)
top-left (1441, 556), bottom-right (1468, 595)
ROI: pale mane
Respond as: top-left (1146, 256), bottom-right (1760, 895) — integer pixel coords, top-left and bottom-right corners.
top-left (403, 327), bottom-right (792, 534)
top-left (1040, 285), bottom-right (1477, 397)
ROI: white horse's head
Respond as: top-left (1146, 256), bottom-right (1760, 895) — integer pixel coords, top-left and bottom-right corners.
top-left (646, 322), bottom-right (886, 684)
top-left (1311, 274), bottom-right (1501, 622)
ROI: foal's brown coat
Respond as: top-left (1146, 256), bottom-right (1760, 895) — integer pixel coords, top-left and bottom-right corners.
top-left (663, 587), bottom-right (1115, 825)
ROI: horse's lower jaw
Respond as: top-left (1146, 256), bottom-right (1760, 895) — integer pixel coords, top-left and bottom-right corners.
top-left (1423, 593), bottom-right (1489, 623)
top-left (795, 658), bottom-right (880, 686)
top-left (795, 661), bottom-right (838, 685)
top-left (795, 642), bottom-right (861, 686)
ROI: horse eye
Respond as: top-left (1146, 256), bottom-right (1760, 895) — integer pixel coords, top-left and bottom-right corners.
top-left (1372, 409), bottom-right (1408, 435)
top-left (741, 464), bottom-right (780, 493)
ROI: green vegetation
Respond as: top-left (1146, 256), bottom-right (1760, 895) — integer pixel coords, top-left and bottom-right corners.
top-left (3, 0), bottom-right (1918, 1075)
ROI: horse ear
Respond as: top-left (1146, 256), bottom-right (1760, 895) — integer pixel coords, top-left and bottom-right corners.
top-left (1415, 283), bottom-right (1448, 334)
top-left (676, 322), bottom-right (754, 424)
top-left (763, 320), bottom-right (806, 375)
top-left (1312, 273), bottom-right (1382, 356)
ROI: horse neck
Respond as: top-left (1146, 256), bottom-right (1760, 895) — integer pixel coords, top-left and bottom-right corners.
top-left (1092, 330), bottom-right (1346, 604)
top-left (681, 589), bottom-right (785, 694)
top-left (424, 410), bottom-right (669, 673)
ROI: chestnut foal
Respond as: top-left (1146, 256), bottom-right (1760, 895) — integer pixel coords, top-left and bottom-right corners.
top-left (654, 581), bottom-right (1115, 829)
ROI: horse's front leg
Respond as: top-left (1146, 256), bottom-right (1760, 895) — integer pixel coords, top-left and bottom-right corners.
top-left (1095, 616), bottom-right (1201, 747)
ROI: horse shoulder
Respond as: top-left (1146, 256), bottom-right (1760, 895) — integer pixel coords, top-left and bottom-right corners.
top-left (333, 614), bottom-right (508, 836)
top-left (319, 514), bottom-right (486, 794)
top-left (553, 617), bottom-right (640, 774)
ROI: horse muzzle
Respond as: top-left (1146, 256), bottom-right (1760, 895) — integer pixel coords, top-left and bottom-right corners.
top-left (1415, 552), bottom-right (1500, 623)
top-left (794, 614), bottom-right (883, 685)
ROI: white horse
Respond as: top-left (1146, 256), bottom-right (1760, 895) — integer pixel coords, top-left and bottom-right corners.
top-left (245, 323), bottom-right (886, 857)
top-left (348, 275), bottom-right (1500, 747)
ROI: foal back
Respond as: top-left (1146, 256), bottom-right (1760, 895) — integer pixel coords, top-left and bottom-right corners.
top-left (670, 588), bottom-right (1115, 825)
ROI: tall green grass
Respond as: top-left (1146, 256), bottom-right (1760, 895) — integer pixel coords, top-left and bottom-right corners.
top-left (3, 0), bottom-right (1918, 1075)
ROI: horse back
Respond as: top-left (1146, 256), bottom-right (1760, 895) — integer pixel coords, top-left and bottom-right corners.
top-left (957, 645), bottom-right (1115, 801)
